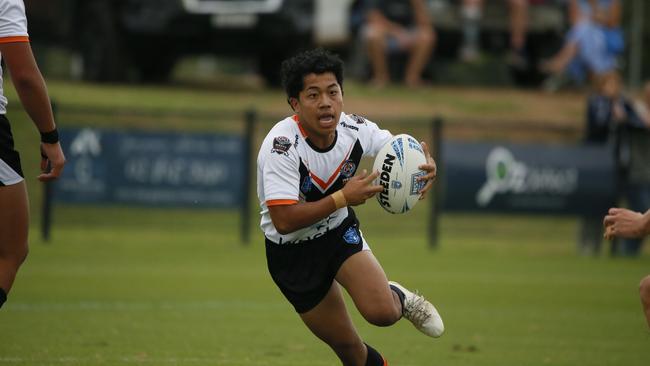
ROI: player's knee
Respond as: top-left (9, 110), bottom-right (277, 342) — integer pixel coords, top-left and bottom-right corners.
top-left (13, 241), bottom-right (28, 265)
top-left (0, 240), bottom-right (28, 265)
top-left (362, 303), bottom-right (401, 327)
top-left (18, 243), bottom-right (29, 264)
top-left (639, 275), bottom-right (650, 304)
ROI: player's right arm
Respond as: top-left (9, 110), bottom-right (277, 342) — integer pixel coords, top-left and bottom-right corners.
top-left (269, 170), bottom-right (382, 235)
top-left (0, 42), bottom-right (65, 181)
top-left (0, 0), bottom-right (65, 181)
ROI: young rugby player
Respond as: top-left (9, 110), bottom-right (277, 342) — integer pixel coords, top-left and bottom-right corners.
top-left (604, 208), bottom-right (650, 328)
top-left (0, 0), bottom-right (65, 309)
top-left (256, 48), bottom-right (443, 365)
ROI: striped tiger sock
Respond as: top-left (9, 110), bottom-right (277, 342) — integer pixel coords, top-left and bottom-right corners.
top-left (365, 343), bottom-right (387, 366)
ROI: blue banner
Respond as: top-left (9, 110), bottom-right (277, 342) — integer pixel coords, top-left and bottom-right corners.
top-left (54, 128), bottom-right (246, 208)
top-left (441, 142), bottom-right (616, 215)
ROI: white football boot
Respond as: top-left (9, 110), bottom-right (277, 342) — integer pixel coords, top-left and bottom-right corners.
top-left (389, 281), bottom-right (444, 338)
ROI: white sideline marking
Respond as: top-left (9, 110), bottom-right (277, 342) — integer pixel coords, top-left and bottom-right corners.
top-left (6, 300), bottom-right (286, 312)
top-left (0, 357), bottom-right (230, 364)
top-left (0, 356), bottom-right (337, 365)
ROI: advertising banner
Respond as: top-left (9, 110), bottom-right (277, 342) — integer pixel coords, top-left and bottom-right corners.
top-left (441, 142), bottom-right (616, 215)
top-left (54, 128), bottom-right (245, 208)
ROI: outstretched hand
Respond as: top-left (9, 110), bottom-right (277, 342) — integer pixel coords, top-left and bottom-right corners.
top-left (417, 141), bottom-right (437, 200)
top-left (341, 169), bottom-right (383, 206)
top-left (603, 208), bottom-right (649, 240)
top-left (38, 142), bottom-right (66, 182)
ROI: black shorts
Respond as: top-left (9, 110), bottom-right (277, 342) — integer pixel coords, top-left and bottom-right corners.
top-left (265, 210), bottom-right (366, 313)
top-left (0, 114), bottom-right (24, 186)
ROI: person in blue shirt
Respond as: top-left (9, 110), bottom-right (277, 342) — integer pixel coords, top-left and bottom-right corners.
top-left (541, 0), bottom-right (623, 88)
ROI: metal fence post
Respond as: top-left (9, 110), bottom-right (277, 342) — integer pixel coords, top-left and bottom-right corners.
top-left (429, 116), bottom-right (443, 248)
top-left (241, 108), bottom-right (257, 245)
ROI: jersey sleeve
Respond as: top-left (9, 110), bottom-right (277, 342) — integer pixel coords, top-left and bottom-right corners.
top-left (0, 0), bottom-right (29, 42)
top-left (358, 117), bottom-right (392, 157)
top-left (260, 135), bottom-right (300, 206)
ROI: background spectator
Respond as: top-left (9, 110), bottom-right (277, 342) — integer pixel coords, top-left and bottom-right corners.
top-left (507, 0), bottom-right (530, 68)
top-left (457, 0), bottom-right (554, 70)
top-left (459, 0), bottom-right (483, 63)
top-left (578, 71), bottom-right (624, 254)
top-left (603, 207), bottom-right (650, 328)
top-left (362, 0), bottom-right (435, 88)
top-left (615, 81), bottom-right (650, 256)
top-left (540, 0), bottom-right (623, 90)
top-left (632, 81), bottom-right (650, 128)
top-left (580, 73), bottom-right (650, 256)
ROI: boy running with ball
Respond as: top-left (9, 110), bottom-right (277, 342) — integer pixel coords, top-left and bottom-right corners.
top-left (256, 48), bottom-right (443, 365)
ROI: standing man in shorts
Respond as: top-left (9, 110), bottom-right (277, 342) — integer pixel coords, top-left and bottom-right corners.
top-left (0, 0), bottom-right (65, 309)
top-left (257, 48), bottom-right (443, 366)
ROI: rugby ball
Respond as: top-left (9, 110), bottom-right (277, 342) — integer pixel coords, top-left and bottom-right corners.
top-left (373, 134), bottom-right (428, 214)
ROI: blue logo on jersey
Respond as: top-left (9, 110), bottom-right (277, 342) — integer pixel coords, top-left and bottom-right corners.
top-left (301, 176), bottom-right (312, 193)
top-left (343, 227), bottom-right (361, 245)
top-left (392, 139), bottom-right (404, 168)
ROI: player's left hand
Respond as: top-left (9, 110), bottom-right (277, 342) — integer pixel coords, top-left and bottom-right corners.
top-left (38, 142), bottom-right (66, 182)
top-left (417, 141), bottom-right (436, 200)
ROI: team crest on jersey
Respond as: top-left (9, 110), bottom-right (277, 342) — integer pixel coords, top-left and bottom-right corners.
top-left (350, 114), bottom-right (367, 125)
top-left (272, 136), bottom-right (292, 155)
top-left (301, 176), bottom-right (312, 193)
top-left (343, 226), bottom-right (361, 245)
top-left (340, 160), bottom-right (357, 178)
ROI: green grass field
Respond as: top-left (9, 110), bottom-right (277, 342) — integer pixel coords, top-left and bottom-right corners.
top-left (0, 81), bottom-right (649, 366)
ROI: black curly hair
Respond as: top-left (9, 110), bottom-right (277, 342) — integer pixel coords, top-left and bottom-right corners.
top-left (280, 48), bottom-right (344, 105)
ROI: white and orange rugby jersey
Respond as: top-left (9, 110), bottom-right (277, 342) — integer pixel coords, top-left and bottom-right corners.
top-left (0, 0), bottom-right (29, 114)
top-left (257, 112), bottom-right (392, 245)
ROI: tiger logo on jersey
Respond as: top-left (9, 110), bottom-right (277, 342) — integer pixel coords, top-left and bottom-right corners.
top-left (271, 136), bottom-right (292, 156)
top-left (350, 114), bottom-right (367, 125)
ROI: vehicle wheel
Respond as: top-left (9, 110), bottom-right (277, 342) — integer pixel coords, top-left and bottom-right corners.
top-left (78, 0), bottom-right (129, 82)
